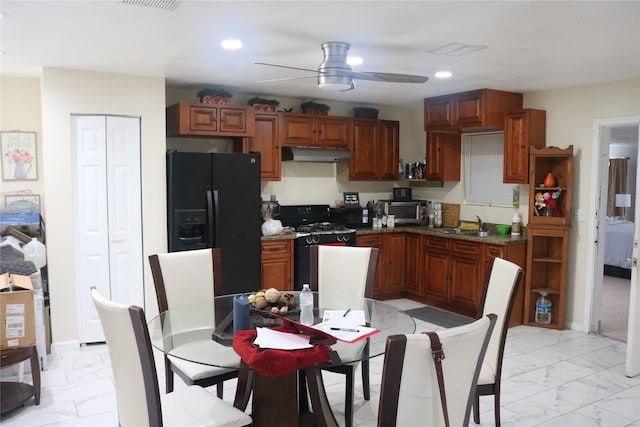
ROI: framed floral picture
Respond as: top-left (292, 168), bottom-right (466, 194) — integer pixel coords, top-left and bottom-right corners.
top-left (1, 131), bottom-right (37, 181)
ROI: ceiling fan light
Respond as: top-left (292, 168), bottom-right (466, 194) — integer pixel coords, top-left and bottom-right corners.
top-left (318, 75), bottom-right (352, 91)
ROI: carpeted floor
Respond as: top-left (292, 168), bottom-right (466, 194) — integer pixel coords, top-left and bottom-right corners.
top-left (600, 274), bottom-right (630, 342)
top-left (404, 306), bottom-right (474, 328)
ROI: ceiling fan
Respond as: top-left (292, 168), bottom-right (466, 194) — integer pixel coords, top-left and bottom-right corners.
top-left (255, 41), bottom-right (429, 91)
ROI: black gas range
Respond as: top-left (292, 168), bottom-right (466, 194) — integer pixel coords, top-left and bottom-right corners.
top-left (278, 205), bottom-right (356, 290)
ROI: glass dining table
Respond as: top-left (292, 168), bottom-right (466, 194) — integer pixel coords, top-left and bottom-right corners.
top-left (148, 292), bottom-right (416, 427)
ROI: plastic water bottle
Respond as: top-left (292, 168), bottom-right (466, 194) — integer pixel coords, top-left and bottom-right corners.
top-left (535, 292), bottom-right (552, 325)
top-left (299, 284), bottom-right (314, 326)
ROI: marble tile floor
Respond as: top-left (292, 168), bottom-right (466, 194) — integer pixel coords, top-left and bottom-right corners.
top-left (1, 298), bottom-right (639, 426)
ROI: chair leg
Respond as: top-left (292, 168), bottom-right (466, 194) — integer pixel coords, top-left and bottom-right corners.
top-left (494, 385), bottom-right (501, 427)
top-left (361, 359), bottom-right (370, 401)
top-left (216, 382), bottom-right (224, 398)
top-left (473, 392), bottom-right (480, 424)
top-left (165, 357), bottom-right (174, 393)
top-left (345, 367), bottom-right (354, 427)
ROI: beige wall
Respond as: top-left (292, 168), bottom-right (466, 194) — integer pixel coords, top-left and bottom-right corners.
top-left (40, 68), bottom-right (166, 346)
top-left (0, 77), bottom-right (44, 208)
top-left (3, 72), bottom-right (638, 347)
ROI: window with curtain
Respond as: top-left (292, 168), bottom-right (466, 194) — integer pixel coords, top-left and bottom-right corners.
top-left (607, 157), bottom-right (628, 217)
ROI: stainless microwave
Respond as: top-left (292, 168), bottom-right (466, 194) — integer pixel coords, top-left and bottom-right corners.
top-left (383, 200), bottom-right (429, 225)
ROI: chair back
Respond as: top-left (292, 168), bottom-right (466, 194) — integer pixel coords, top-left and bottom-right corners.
top-left (91, 288), bottom-right (162, 426)
top-left (149, 248), bottom-right (222, 312)
top-left (478, 257), bottom-right (524, 376)
top-left (378, 314), bottom-right (497, 427)
top-left (309, 245), bottom-right (379, 310)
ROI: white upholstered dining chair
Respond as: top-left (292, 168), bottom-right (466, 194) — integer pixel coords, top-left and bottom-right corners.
top-left (90, 288), bottom-right (252, 427)
top-left (309, 244), bottom-right (380, 427)
top-left (148, 248), bottom-right (240, 397)
top-left (473, 257), bottom-right (524, 426)
top-left (375, 314), bottom-right (497, 427)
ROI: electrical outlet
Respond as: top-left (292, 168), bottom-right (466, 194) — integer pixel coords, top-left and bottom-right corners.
top-left (574, 208), bottom-right (586, 221)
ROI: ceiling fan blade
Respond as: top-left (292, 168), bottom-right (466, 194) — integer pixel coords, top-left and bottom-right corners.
top-left (255, 75), bottom-right (317, 83)
top-left (254, 62), bottom-right (319, 74)
top-left (348, 71), bottom-right (429, 83)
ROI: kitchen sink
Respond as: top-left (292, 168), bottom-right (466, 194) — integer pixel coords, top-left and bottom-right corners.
top-left (440, 228), bottom-right (490, 237)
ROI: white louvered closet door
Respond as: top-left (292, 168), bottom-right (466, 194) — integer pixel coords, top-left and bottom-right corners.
top-left (72, 115), bottom-right (143, 344)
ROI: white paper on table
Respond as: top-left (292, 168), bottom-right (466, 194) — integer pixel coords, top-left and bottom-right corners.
top-left (312, 321), bottom-right (380, 343)
top-left (321, 309), bottom-right (366, 326)
top-left (253, 327), bottom-right (313, 350)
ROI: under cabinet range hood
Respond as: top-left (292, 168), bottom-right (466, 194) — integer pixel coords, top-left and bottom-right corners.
top-left (282, 147), bottom-right (351, 163)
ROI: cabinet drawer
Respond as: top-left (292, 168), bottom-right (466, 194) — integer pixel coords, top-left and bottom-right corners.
top-left (261, 240), bottom-right (292, 258)
top-left (426, 236), bottom-right (450, 251)
top-left (452, 240), bottom-right (479, 255)
top-left (357, 235), bottom-right (383, 247)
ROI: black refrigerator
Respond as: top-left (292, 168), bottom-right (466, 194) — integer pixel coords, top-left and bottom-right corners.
top-left (166, 150), bottom-right (261, 294)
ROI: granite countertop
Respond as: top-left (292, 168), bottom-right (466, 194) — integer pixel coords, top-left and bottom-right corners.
top-left (261, 225), bottom-right (527, 245)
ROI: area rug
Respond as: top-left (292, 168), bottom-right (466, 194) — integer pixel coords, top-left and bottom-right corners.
top-left (404, 306), bottom-right (475, 328)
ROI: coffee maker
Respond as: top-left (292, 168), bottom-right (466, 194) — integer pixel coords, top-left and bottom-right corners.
top-left (261, 195), bottom-right (280, 221)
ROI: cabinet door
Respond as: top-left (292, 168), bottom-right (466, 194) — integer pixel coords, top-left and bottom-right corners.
top-left (423, 237), bottom-right (450, 302)
top-left (504, 109), bottom-right (546, 183)
top-left (190, 105), bottom-right (218, 132)
top-left (385, 233), bottom-right (406, 293)
top-left (357, 234), bottom-right (385, 296)
top-left (424, 96), bottom-right (453, 130)
top-left (219, 107), bottom-right (250, 135)
top-left (405, 234), bottom-right (422, 297)
top-left (261, 240), bottom-right (293, 290)
top-left (378, 120), bottom-right (400, 180)
top-left (317, 117), bottom-right (349, 148)
top-left (244, 113), bottom-right (281, 181)
top-left (453, 90), bottom-right (483, 127)
top-left (282, 115), bottom-right (315, 146)
top-left (449, 241), bottom-right (481, 312)
top-left (426, 132), bottom-right (461, 181)
top-left (350, 119), bottom-right (379, 180)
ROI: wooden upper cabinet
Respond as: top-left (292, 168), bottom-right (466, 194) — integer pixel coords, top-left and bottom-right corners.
top-left (166, 102), bottom-right (255, 137)
top-left (378, 120), bottom-right (400, 180)
top-left (424, 89), bottom-right (523, 132)
top-left (425, 132), bottom-right (461, 181)
top-left (349, 119), bottom-right (379, 180)
top-left (236, 112), bottom-right (281, 181)
top-left (282, 113), bottom-right (349, 148)
top-left (344, 119), bottom-right (400, 181)
top-left (504, 109), bottom-right (546, 184)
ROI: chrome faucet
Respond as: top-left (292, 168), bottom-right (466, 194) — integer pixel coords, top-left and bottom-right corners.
top-left (476, 215), bottom-right (484, 231)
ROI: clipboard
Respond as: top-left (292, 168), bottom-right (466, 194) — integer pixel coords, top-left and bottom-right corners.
top-left (270, 313), bottom-right (337, 346)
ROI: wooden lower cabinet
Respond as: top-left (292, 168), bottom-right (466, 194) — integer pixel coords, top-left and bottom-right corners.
top-left (356, 234), bottom-right (385, 297)
top-left (297, 230), bottom-right (527, 325)
top-left (422, 237), bottom-right (480, 317)
top-left (404, 234), bottom-right (423, 298)
top-left (260, 240), bottom-right (293, 291)
top-left (384, 233), bottom-right (406, 296)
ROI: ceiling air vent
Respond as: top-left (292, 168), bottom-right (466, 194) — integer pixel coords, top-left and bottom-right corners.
top-left (425, 42), bottom-right (488, 57)
top-left (121, 0), bottom-right (180, 10)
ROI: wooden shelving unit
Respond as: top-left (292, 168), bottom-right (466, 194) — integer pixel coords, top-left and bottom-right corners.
top-left (524, 146), bottom-right (573, 329)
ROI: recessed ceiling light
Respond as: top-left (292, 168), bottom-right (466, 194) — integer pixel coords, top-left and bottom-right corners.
top-left (221, 39), bottom-right (242, 50)
top-left (347, 56), bottom-right (363, 66)
top-left (435, 70), bottom-right (452, 79)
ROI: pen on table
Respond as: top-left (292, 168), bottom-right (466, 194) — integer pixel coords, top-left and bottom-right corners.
top-left (331, 327), bottom-right (359, 333)
top-left (343, 308), bottom-right (352, 317)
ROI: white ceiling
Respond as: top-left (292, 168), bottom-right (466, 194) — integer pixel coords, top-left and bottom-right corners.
top-left (1, 0), bottom-right (639, 107)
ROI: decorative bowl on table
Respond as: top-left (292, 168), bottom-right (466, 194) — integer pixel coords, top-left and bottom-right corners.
top-left (496, 224), bottom-right (511, 235)
top-left (248, 288), bottom-right (298, 316)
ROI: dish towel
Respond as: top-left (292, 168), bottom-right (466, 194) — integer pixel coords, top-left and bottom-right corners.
top-left (232, 325), bottom-right (332, 377)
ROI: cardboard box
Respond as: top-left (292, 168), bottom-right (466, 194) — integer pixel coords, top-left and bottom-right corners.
top-left (0, 273), bottom-right (36, 349)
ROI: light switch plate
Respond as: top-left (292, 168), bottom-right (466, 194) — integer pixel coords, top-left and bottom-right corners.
top-left (574, 208), bottom-right (586, 221)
